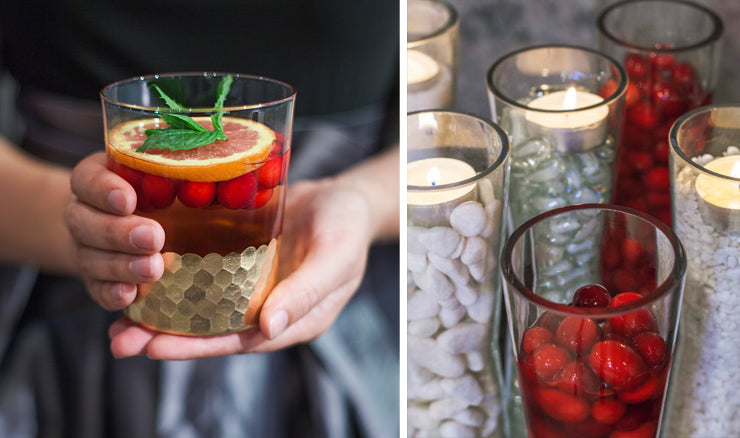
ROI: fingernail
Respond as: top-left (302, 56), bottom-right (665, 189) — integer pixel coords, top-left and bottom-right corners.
top-left (131, 225), bottom-right (156, 251)
top-left (108, 189), bottom-right (129, 214)
top-left (130, 256), bottom-right (154, 279)
top-left (268, 310), bottom-right (289, 339)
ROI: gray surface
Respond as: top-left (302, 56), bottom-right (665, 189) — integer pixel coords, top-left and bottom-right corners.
top-left (447, 0), bottom-right (740, 118)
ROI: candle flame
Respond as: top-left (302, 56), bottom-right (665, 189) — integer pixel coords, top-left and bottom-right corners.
top-left (418, 112), bottom-right (438, 132)
top-left (427, 167), bottom-right (441, 186)
top-left (563, 87), bottom-right (578, 110)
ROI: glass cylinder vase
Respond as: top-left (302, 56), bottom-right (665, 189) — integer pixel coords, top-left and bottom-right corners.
top-left (407, 111), bottom-right (509, 437)
top-left (666, 105), bottom-right (740, 437)
top-left (407, 0), bottom-right (459, 113)
top-left (501, 204), bottom-right (686, 438)
top-left (598, 0), bottom-right (723, 225)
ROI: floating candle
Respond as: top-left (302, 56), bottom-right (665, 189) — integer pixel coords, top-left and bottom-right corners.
top-left (695, 155), bottom-right (740, 231)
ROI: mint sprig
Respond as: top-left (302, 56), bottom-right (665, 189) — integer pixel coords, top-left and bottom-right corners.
top-left (136, 75), bottom-right (233, 152)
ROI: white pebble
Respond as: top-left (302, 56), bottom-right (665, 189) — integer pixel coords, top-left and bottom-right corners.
top-left (450, 201), bottom-right (487, 237)
top-left (407, 289), bottom-right (440, 320)
top-left (467, 260), bottom-right (490, 283)
top-left (408, 317), bottom-right (440, 338)
top-left (413, 265), bottom-right (454, 300)
top-left (439, 421), bottom-right (475, 438)
top-left (428, 253), bottom-right (470, 285)
top-left (440, 375), bottom-right (484, 405)
top-left (455, 282), bottom-right (479, 306)
top-left (454, 408), bottom-right (485, 427)
top-left (439, 306), bottom-right (467, 328)
top-left (408, 226), bottom-right (427, 254)
top-left (420, 227), bottom-right (461, 257)
top-left (466, 351), bottom-right (485, 372)
top-left (436, 323), bottom-right (486, 354)
top-left (408, 337), bottom-right (466, 378)
top-left (409, 379), bottom-right (445, 401)
top-left (407, 252), bottom-right (428, 273)
top-left (408, 406), bottom-right (440, 430)
top-left (460, 236), bottom-right (487, 266)
top-left (478, 178), bottom-right (496, 207)
top-left (438, 295), bottom-right (461, 309)
top-left (429, 398), bottom-right (468, 420)
top-left (467, 288), bottom-right (494, 323)
top-left (450, 237), bottom-right (466, 259)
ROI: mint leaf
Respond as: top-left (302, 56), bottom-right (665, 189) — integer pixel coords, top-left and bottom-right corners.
top-left (137, 129), bottom-right (221, 152)
top-left (138, 75), bottom-right (234, 151)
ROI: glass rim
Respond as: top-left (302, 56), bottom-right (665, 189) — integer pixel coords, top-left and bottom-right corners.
top-left (485, 44), bottom-right (627, 114)
top-left (669, 104), bottom-right (740, 183)
top-left (406, 0), bottom-right (459, 47)
top-left (406, 109), bottom-right (510, 192)
top-left (100, 72), bottom-right (297, 112)
top-left (597, 0), bottom-right (723, 53)
top-left (500, 203), bottom-right (687, 318)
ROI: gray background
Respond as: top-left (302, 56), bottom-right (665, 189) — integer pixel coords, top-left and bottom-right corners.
top-left (445, 0), bottom-right (740, 118)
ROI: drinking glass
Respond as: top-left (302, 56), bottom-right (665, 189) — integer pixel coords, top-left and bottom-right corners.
top-left (101, 72), bottom-right (295, 336)
top-left (501, 204), bottom-right (686, 438)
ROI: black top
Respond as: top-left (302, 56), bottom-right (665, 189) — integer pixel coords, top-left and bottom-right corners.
top-left (0, 0), bottom-right (399, 116)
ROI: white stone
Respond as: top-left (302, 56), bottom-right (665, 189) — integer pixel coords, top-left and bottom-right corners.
top-left (438, 295), bottom-right (461, 309)
top-left (478, 178), bottom-right (496, 207)
top-left (408, 361), bottom-right (435, 385)
top-left (467, 260), bottom-right (490, 283)
top-left (413, 265), bottom-right (454, 300)
top-left (439, 421), bottom-right (475, 438)
top-left (454, 408), bottom-right (485, 427)
top-left (408, 252), bottom-right (428, 273)
top-left (450, 237), bottom-right (466, 259)
top-left (466, 351), bottom-right (485, 372)
top-left (455, 282), bottom-right (479, 306)
top-left (439, 305), bottom-right (467, 328)
top-left (408, 317), bottom-right (440, 338)
top-left (436, 322), bottom-right (486, 354)
top-left (408, 226), bottom-right (427, 254)
top-left (450, 201), bottom-right (487, 237)
top-left (440, 375), bottom-right (484, 405)
top-left (408, 406), bottom-right (440, 430)
top-left (420, 227), bottom-right (461, 257)
top-left (428, 253), bottom-right (470, 285)
top-left (408, 337), bottom-right (466, 378)
top-left (460, 236), bottom-right (487, 266)
top-left (467, 288), bottom-right (494, 323)
top-left (429, 398), bottom-right (468, 419)
top-left (409, 378), bottom-right (445, 401)
top-left (407, 289), bottom-right (440, 320)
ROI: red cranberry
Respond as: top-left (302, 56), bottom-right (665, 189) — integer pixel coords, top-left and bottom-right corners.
top-left (621, 239), bottom-right (644, 265)
top-left (612, 420), bottom-right (658, 438)
top-left (599, 79), bottom-right (619, 100)
top-left (608, 292), bottom-right (658, 336)
top-left (632, 332), bottom-right (666, 367)
top-left (216, 173), bottom-right (257, 209)
top-left (140, 174), bottom-right (176, 209)
top-left (627, 152), bottom-right (654, 172)
top-left (526, 344), bottom-right (571, 381)
top-left (652, 82), bottom-right (688, 117)
top-left (589, 340), bottom-right (648, 389)
top-left (256, 156), bottom-right (285, 188)
top-left (624, 54), bottom-right (650, 79)
top-left (671, 62), bottom-right (697, 87)
top-left (562, 418), bottom-right (613, 438)
top-left (628, 103), bottom-right (659, 129)
top-left (536, 312), bottom-right (564, 333)
top-left (536, 388), bottom-right (591, 423)
top-left (523, 326), bottom-right (555, 355)
top-left (625, 83), bottom-right (641, 107)
top-left (247, 187), bottom-right (273, 209)
top-left (618, 375), bottom-right (660, 404)
top-left (573, 284), bottom-right (611, 308)
top-left (177, 181), bottom-right (216, 208)
top-left (649, 52), bottom-right (675, 71)
top-left (653, 140), bottom-right (670, 164)
top-left (641, 168), bottom-right (670, 191)
top-left (556, 317), bottom-right (599, 354)
top-left (646, 191), bottom-right (671, 208)
top-left (591, 398), bottom-right (627, 424)
top-left (557, 360), bottom-right (600, 396)
top-left (112, 162), bottom-right (144, 192)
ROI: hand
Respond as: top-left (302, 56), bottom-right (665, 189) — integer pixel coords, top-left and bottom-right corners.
top-left (108, 177), bottom-right (375, 359)
top-left (65, 152), bottom-right (165, 311)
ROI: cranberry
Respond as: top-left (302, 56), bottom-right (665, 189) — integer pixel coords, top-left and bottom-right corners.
top-left (646, 191), bottom-right (671, 208)
top-left (632, 332), bottom-right (666, 367)
top-left (140, 174), bottom-right (176, 209)
top-left (246, 187), bottom-right (273, 209)
top-left (256, 156), bottom-right (285, 188)
top-left (625, 83), bottom-right (641, 107)
top-left (216, 172), bottom-right (257, 209)
top-left (671, 62), bottom-right (696, 87)
top-left (652, 82), bottom-right (688, 118)
top-left (556, 317), bottom-right (599, 354)
top-left (621, 239), bottom-right (643, 265)
top-left (626, 152), bottom-right (653, 172)
top-left (618, 375), bottom-right (660, 404)
top-left (589, 340), bottom-right (648, 389)
top-left (112, 162), bottom-right (144, 192)
top-left (177, 181), bottom-right (216, 208)
top-left (536, 388), bottom-right (591, 423)
top-left (624, 54), bottom-right (650, 79)
top-left (653, 140), bottom-right (670, 164)
top-left (526, 344), bottom-right (571, 381)
top-left (563, 418), bottom-right (613, 438)
top-left (600, 323), bottom-right (627, 343)
top-left (523, 326), bottom-right (555, 355)
top-left (599, 79), bottom-right (619, 100)
top-left (608, 292), bottom-right (657, 336)
top-left (613, 268), bottom-right (641, 292)
top-left (536, 312), bottom-right (565, 333)
top-left (649, 52), bottom-right (675, 71)
top-left (573, 284), bottom-right (611, 308)
top-left (591, 398), bottom-right (627, 424)
top-left (641, 168), bottom-right (670, 191)
top-left (628, 103), bottom-right (659, 129)
top-left (273, 132), bottom-right (285, 145)
top-left (611, 420), bottom-right (658, 438)
top-left (557, 360), bottom-right (600, 396)
top-left (614, 403), bottom-right (653, 432)
top-left (653, 208), bottom-right (672, 226)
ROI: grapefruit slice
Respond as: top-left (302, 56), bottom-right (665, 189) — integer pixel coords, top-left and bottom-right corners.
top-left (107, 116), bottom-right (276, 182)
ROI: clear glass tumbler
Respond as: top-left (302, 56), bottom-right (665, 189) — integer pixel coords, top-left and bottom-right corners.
top-left (598, 0), bottom-right (723, 225)
top-left (407, 0), bottom-right (459, 113)
top-left (666, 105), bottom-right (740, 436)
top-left (407, 111), bottom-right (509, 437)
top-left (101, 73), bottom-right (295, 336)
top-left (501, 204), bottom-right (686, 438)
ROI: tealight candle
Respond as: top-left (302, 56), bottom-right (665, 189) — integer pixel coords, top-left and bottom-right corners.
top-left (407, 50), bottom-right (454, 113)
top-left (407, 49), bottom-right (440, 86)
top-left (407, 157), bottom-right (477, 226)
top-left (694, 155), bottom-right (740, 232)
top-left (525, 87), bottom-right (609, 153)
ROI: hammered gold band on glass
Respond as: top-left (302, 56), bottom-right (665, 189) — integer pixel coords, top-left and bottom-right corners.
top-left (125, 238), bottom-right (279, 336)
